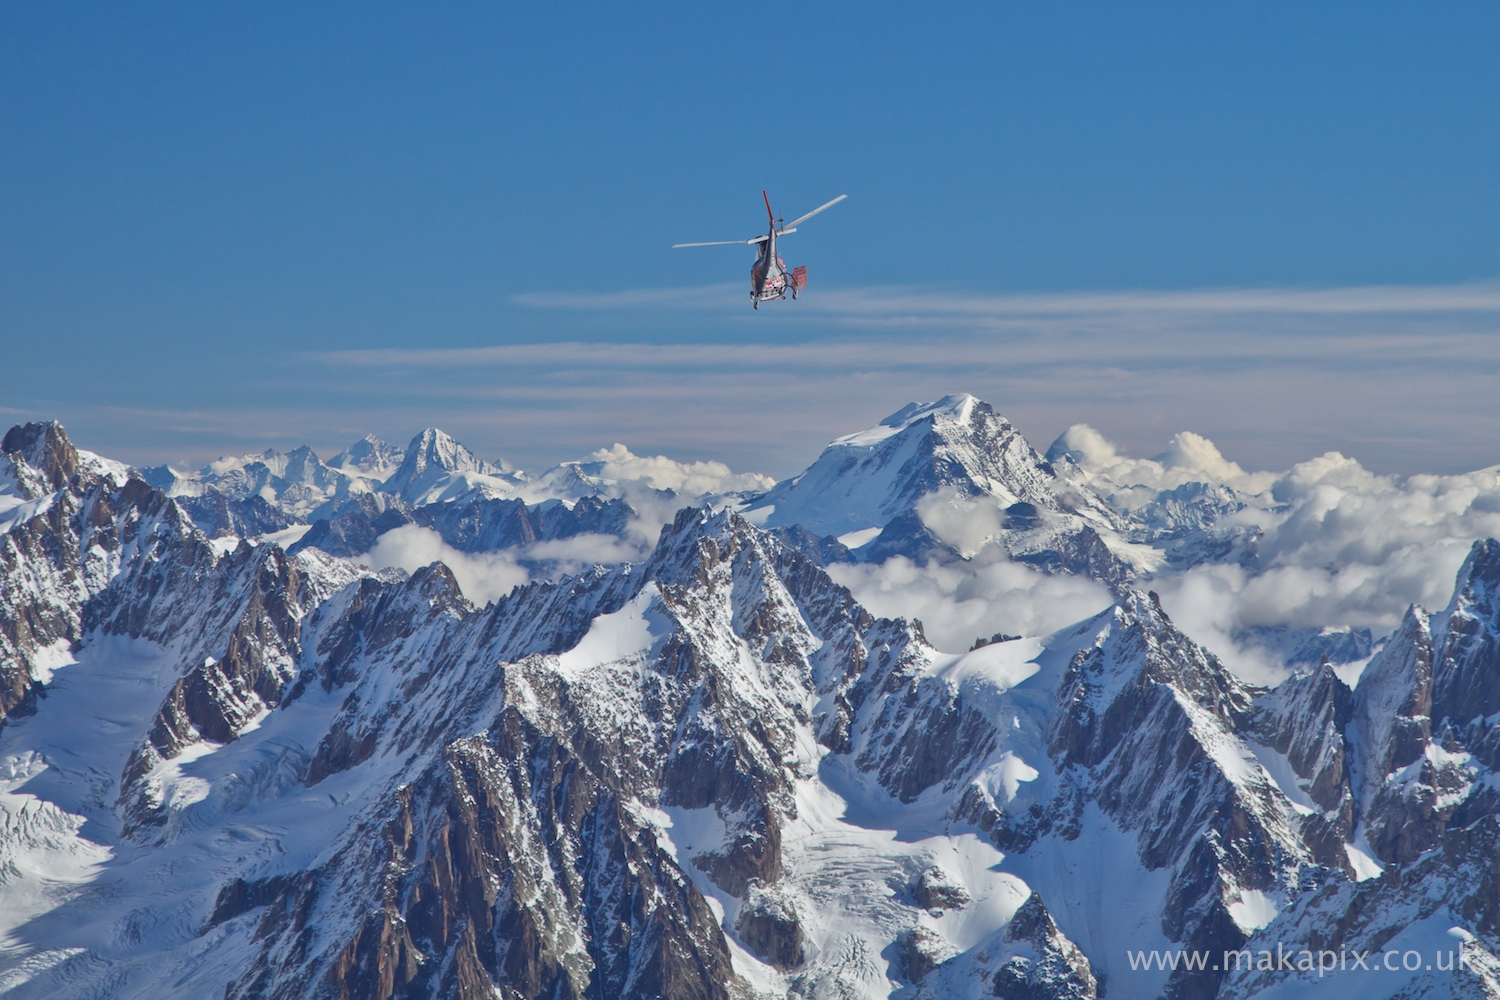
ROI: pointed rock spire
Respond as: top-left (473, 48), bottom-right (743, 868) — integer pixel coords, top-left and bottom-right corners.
top-left (2, 420), bottom-right (78, 493)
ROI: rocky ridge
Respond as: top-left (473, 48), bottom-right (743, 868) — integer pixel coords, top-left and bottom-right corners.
top-left (3, 417), bottom-right (1500, 999)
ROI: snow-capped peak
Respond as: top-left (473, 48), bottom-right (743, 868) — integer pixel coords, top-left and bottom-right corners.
top-left (1, 419), bottom-right (77, 492)
top-left (327, 433), bottom-right (404, 478)
top-left (380, 427), bottom-right (526, 506)
top-left (743, 395), bottom-right (1124, 560)
top-left (831, 393), bottom-right (979, 448)
top-left (397, 427), bottom-right (501, 477)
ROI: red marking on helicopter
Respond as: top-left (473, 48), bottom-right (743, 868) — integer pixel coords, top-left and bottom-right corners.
top-left (672, 192), bottom-right (847, 308)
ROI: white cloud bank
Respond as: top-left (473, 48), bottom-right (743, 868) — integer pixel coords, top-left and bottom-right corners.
top-left (1050, 424), bottom-right (1280, 503)
top-left (570, 443), bottom-right (775, 497)
top-left (1056, 422), bottom-right (1500, 634)
top-left (357, 526), bottom-right (655, 607)
top-left (828, 554), bottom-right (1114, 655)
top-left (361, 526), bottom-right (529, 606)
top-left (837, 422), bottom-right (1500, 681)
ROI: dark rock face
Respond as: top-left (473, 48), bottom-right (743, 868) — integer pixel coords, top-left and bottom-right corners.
top-left (914, 866), bottom-right (971, 911)
top-left (1252, 664), bottom-right (1355, 801)
top-left (0, 452), bottom-right (164, 722)
top-left (1351, 607), bottom-right (1460, 865)
top-left (291, 491), bottom-right (636, 561)
top-left (1238, 625), bottom-right (1373, 670)
top-left (991, 894), bottom-right (1098, 1000)
top-left (854, 509), bottom-right (953, 566)
top-left (208, 873), bottom-right (297, 930)
top-left (764, 524), bottom-right (854, 567)
top-left (1434, 540), bottom-right (1500, 739)
top-left (3, 421), bottom-right (79, 493)
top-left (1220, 817), bottom-right (1500, 999)
top-left (1012, 524), bottom-right (1132, 595)
top-left (289, 491), bottom-right (415, 557)
top-left (225, 507), bottom-right (961, 997)
top-left (116, 544), bottom-right (368, 836)
top-left (899, 925), bottom-right (952, 982)
top-left (1355, 608), bottom-right (1435, 792)
top-left (428, 494), bottom-right (633, 553)
top-left (735, 881), bottom-right (805, 970)
top-left (314, 740), bottom-right (736, 1000)
top-left (1043, 595), bottom-right (1310, 999)
top-left (1252, 664), bottom-right (1355, 863)
top-left (174, 488), bottom-right (299, 538)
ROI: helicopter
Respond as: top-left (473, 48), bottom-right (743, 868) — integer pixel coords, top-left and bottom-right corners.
top-left (673, 192), bottom-right (847, 308)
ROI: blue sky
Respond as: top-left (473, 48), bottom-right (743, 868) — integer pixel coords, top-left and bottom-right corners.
top-left (3, 3), bottom-right (1498, 476)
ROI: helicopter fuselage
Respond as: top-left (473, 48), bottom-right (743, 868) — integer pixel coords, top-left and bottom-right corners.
top-left (751, 229), bottom-right (789, 304)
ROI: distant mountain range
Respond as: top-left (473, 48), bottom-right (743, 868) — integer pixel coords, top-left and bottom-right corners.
top-left (3, 399), bottom-right (1499, 999)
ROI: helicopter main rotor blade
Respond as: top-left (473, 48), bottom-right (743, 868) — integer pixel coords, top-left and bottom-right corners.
top-left (781, 194), bottom-right (847, 231)
top-left (671, 235), bottom-right (770, 248)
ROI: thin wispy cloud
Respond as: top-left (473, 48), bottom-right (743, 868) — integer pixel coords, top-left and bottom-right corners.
top-left (800, 280), bottom-right (1500, 317)
top-left (45, 280), bottom-right (1500, 478)
top-left (315, 329), bottom-right (1500, 372)
top-left (312, 279), bottom-right (1500, 373)
top-left (511, 283), bottom-right (743, 310)
top-left (275, 279), bottom-right (1500, 479)
top-left (510, 279), bottom-right (1500, 319)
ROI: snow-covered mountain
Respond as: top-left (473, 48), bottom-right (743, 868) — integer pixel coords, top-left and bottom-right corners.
top-left (5, 414), bottom-right (1500, 999)
top-left (139, 442), bottom-right (388, 529)
top-left (380, 428), bottom-right (529, 506)
top-left (328, 434), bottom-right (406, 480)
top-left (138, 427), bottom-right (768, 572)
top-left (743, 395), bottom-right (1149, 590)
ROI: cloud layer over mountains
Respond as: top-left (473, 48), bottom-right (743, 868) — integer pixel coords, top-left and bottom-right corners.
top-left (801, 405), bottom-right (1500, 684)
top-left (1067, 424), bottom-right (1500, 659)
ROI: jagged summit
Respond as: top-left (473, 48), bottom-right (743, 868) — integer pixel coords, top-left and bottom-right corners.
top-left (2, 420), bottom-right (78, 492)
top-left (396, 427), bottom-right (505, 478)
top-left (830, 392), bottom-right (981, 449)
top-left (380, 426), bottom-right (526, 505)
top-left (741, 394), bottom-right (1141, 590)
top-left (140, 443), bottom-right (362, 522)
top-left (746, 394), bottom-right (1077, 537)
top-left (327, 433), bottom-right (405, 478)
top-left (1433, 538), bottom-right (1500, 730)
